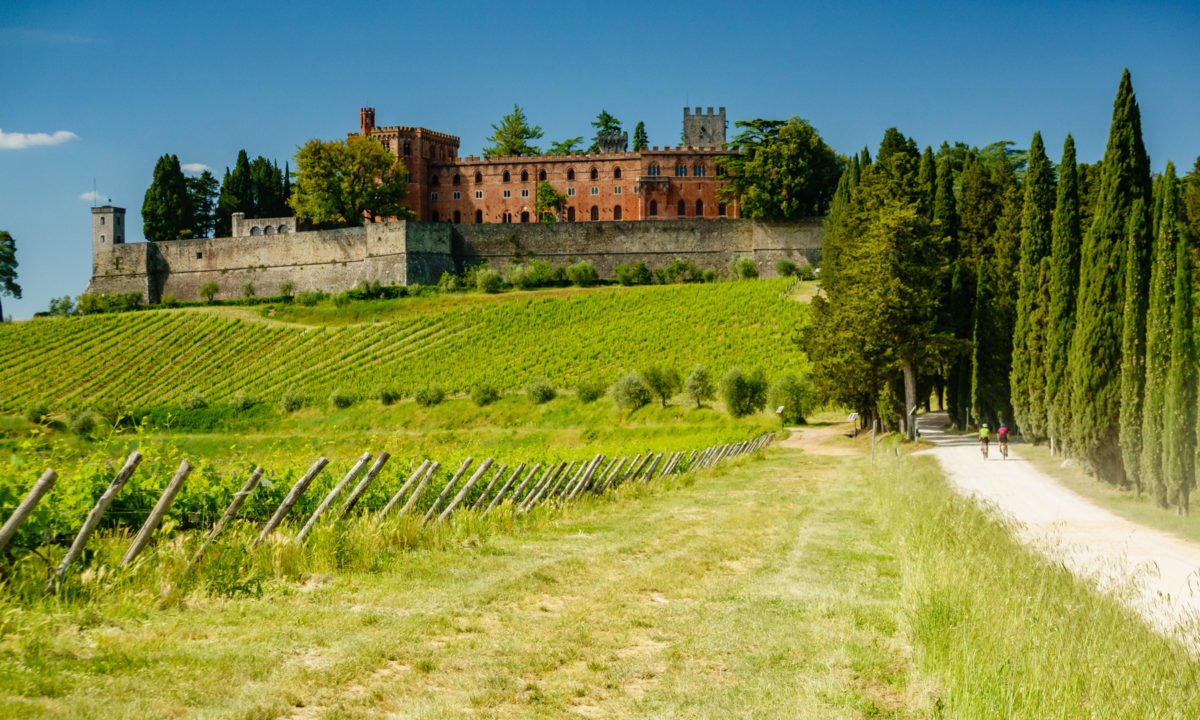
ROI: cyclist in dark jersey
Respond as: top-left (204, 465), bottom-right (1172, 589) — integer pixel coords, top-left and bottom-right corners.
top-left (997, 423), bottom-right (1010, 458)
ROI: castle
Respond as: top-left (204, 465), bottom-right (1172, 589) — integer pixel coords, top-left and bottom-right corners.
top-left (85, 107), bottom-right (824, 303)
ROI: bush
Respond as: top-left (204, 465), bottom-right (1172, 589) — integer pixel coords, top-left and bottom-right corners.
top-left (376, 386), bottom-right (402, 405)
top-left (295, 291), bottom-right (323, 306)
top-left (438, 271), bottom-right (462, 292)
top-left (414, 384), bottom-right (445, 407)
top-left (525, 378), bottom-right (557, 404)
top-left (776, 259), bottom-right (799, 278)
top-left (329, 388), bottom-right (356, 409)
top-left (611, 372), bottom-right (652, 412)
top-left (279, 280), bottom-right (296, 299)
top-left (25, 400), bottom-right (52, 424)
top-left (66, 407), bottom-right (98, 435)
top-left (684, 365), bottom-right (715, 408)
top-left (242, 281), bottom-right (256, 299)
top-left (502, 259), bottom-right (560, 290)
top-left (577, 380), bottom-right (606, 403)
top-left (615, 261), bottom-right (653, 286)
top-left (798, 264), bottom-right (817, 281)
top-left (659, 258), bottom-right (704, 284)
top-left (640, 365), bottom-right (681, 407)
top-left (719, 367), bottom-right (768, 417)
top-left (77, 291), bottom-right (143, 314)
top-left (476, 268), bottom-right (503, 293)
top-left (179, 391), bottom-right (208, 410)
top-left (471, 382), bottom-right (501, 406)
top-left (702, 269), bottom-right (718, 283)
top-left (199, 281), bottom-right (220, 302)
top-left (730, 256), bottom-right (759, 280)
top-left (346, 279), bottom-right (405, 300)
top-left (566, 260), bottom-right (599, 287)
top-left (47, 296), bottom-right (75, 316)
top-left (767, 372), bottom-right (814, 425)
top-left (160, 292), bottom-right (178, 306)
top-left (279, 387), bottom-right (307, 413)
top-left (230, 391), bottom-right (258, 411)
top-left (332, 291), bottom-right (353, 308)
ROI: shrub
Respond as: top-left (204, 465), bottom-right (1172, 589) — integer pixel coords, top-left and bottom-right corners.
top-left (77, 291), bottom-right (143, 314)
top-left (160, 292), bottom-right (178, 306)
top-left (767, 372), bottom-right (814, 425)
top-left (719, 367), bottom-right (768, 417)
top-left (684, 365), bottom-right (715, 408)
top-left (332, 291), bottom-right (352, 308)
top-left (242, 281), bottom-right (256, 299)
top-left (199, 281), bottom-right (220, 302)
top-left (279, 387), bottom-right (306, 413)
top-left (615, 261), bottom-right (653, 286)
top-left (577, 380), bottom-right (606, 403)
top-left (525, 378), bottom-right (557, 404)
top-left (438, 271), bottom-right (462, 292)
top-left (47, 296), bottom-right (75, 316)
top-left (329, 388), bottom-right (356, 409)
top-left (414, 384), bottom-right (445, 407)
top-left (230, 391), bottom-right (258, 411)
top-left (502, 259), bottom-right (559, 289)
top-left (471, 382), bottom-right (501, 406)
top-left (776, 259), bottom-right (799, 278)
top-left (476, 268), bottom-right (503, 293)
top-left (702, 269), bottom-right (718, 283)
top-left (611, 372), bottom-right (652, 412)
top-left (25, 400), bottom-right (52, 424)
top-left (640, 365), bottom-right (681, 407)
top-left (279, 280), bottom-right (296, 298)
top-left (798, 264), bottom-right (817, 281)
top-left (180, 391), bottom-right (208, 410)
top-left (91, 401), bottom-right (124, 426)
top-left (295, 291), bottom-right (323, 306)
top-left (376, 386), bottom-right (402, 405)
top-left (566, 260), bottom-right (599, 287)
top-left (729, 256), bottom-right (759, 280)
top-left (659, 258), bottom-right (704, 284)
top-left (66, 407), bottom-right (98, 435)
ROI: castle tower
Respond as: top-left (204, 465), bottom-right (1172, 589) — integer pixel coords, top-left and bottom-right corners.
top-left (682, 106), bottom-right (726, 147)
top-left (92, 205), bottom-right (126, 251)
top-left (360, 107), bottom-right (376, 136)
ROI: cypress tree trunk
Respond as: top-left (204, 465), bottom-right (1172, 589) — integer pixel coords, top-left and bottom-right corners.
top-left (1139, 166), bottom-right (1178, 506)
top-left (1045, 136), bottom-right (1082, 455)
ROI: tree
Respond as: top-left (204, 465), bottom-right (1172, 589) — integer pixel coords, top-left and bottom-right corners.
top-left (534, 181), bottom-right (567, 222)
top-left (1141, 163), bottom-right (1181, 506)
top-left (641, 365), bottom-right (681, 407)
top-left (290, 136), bottom-right (410, 225)
top-left (215, 150), bottom-right (254, 237)
top-left (611, 372), bottom-right (652, 412)
top-left (1182, 156), bottom-right (1200, 240)
top-left (719, 368), bottom-right (767, 418)
top-left (1011, 132), bottom-right (1055, 440)
top-left (683, 365), bottom-right (714, 408)
top-left (199, 281), bottom-right (219, 302)
top-left (1069, 69), bottom-right (1153, 485)
top-left (632, 121), bottom-right (648, 152)
top-left (917, 146), bottom-right (936, 219)
top-left (718, 117), bottom-right (843, 219)
top-left (587, 110), bottom-right (622, 153)
top-left (1162, 188), bottom-right (1196, 515)
top-left (483, 104), bottom-right (543, 158)
top-left (548, 137), bottom-right (584, 155)
top-left (1118, 196), bottom-right (1153, 491)
top-left (1045, 136), bottom-right (1082, 453)
top-left (142, 154), bottom-right (192, 241)
top-left (250, 156), bottom-right (287, 217)
top-left (0, 230), bottom-right (20, 322)
top-left (767, 373), bottom-right (813, 424)
top-left (187, 170), bottom-right (219, 238)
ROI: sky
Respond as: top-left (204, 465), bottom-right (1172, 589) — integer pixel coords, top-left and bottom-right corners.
top-left (1, 0), bottom-right (1198, 319)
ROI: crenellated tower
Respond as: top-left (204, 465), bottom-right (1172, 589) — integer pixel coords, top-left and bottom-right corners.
top-left (682, 106), bottom-right (727, 147)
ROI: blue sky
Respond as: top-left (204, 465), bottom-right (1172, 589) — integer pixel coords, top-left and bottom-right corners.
top-left (1, 0), bottom-right (1198, 319)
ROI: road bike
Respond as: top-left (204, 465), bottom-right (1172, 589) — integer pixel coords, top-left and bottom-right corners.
top-left (999, 438), bottom-right (1008, 460)
top-left (979, 439), bottom-right (989, 459)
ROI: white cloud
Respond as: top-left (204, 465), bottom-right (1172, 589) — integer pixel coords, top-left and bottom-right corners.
top-left (0, 128), bottom-right (79, 150)
top-left (79, 191), bottom-right (110, 203)
top-left (181, 162), bottom-right (212, 174)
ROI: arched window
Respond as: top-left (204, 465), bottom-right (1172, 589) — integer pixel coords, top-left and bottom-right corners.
top-left (693, 165), bottom-right (706, 177)
top-left (403, 142), bottom-right (411, 155)
top-left (453, 174), bottom-right (461, 185)
top-left (648, 164), bottom-right (660, 177)
top-left (503, 171), bottom-right (511, 183)
top-left (567, 168), bottom-right (576, 180)
top-left (521, 170), bottom-right (529, 182)
top-left (539, 169), bottom-right (547, 181)
top-left (264, 225), bottom-right (275, 235)
top-left (100, 234), bottom-right (106, 243)
top-left (613, 205), bottom-right (622, 220)
top-left (677, 199), bottom-right (686, 216)
top-left (475, 172), bottom-right (483, 183)
top-left (614, 167), bottom-right (622, 179)
top-left (590, 205), bottom-right (599, 221)
top-left (675, 165), bottom-right (687, 177)
top-left (718, 203), bottom-right (727, 216)
top-left (431, 175), bottom-right (440, 185)
top-left (590, 168), bottom-right (598, 180)
top-left (250, 226), bottom-right (261, 236)
top-left (278, 225), bottom-right (288, 233)
top-left (504, 212), bottom-right (512, 223)
top-left (716, 165), bottom-right (727, 176)
top-left (649, 200), bottom-right (658, 216)
top-left (696, 199), bottom-right (704, 216)
top-left (567, 207), bottom-right (576, 222)
top-left (521, 211), bottom-right (530, 223)
top-left (475, 209), bottom-right (483, 223)
top-left (453, 210), bottom-right (461, 224)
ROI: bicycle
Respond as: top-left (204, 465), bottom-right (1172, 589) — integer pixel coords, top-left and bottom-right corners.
top-left (979, 438), bottom-right (989, 459)
top-left (999, 438), bottom-right (1008, 459)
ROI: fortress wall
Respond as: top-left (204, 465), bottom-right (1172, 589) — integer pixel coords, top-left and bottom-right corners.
top-left (749, 219), bottom-right (825, 268)
top-left (86, 243), bottom-right (151, 296)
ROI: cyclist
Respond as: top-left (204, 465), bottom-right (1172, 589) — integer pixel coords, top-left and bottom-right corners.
top-left (997, 422), bottom-right (1010, 459)
top-left (978, 423), bottom-right (990, 459)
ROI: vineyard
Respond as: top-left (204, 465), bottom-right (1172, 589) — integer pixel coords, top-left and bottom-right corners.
top-left (0, 279), bottom-right (807, 412)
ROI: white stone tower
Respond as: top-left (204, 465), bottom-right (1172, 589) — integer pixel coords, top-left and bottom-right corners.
top-left (682, 107), bottom-right (727, 147)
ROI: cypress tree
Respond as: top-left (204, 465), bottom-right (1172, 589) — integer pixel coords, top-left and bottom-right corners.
top-left (1068, 69), bottom-right (1152, 484)
top-left (918, 146), bottom-right (936, 219)
top-left (142, 154), bottom-right (192, 242)
top-left (1045, 136), bottom-right (1082, 452)
top-left (971, 258), bottom-right (1001, 427)
top-left (933, 154), bottom-right (959, 239)
top-left (978, 156), bottom-right (1021, 427)
top-left (632, 121), bottom-right (648, 152)
top-left (1118, 196), bottom-right (1153, 491)
top-left (1162, 173), bottom-right (1195, 515)
top-left (1141, 163), bottom-right (1180, 505)
top-left (1183, 156), bottom-right (1200, 240)
top-left (1012, 132), bottom-right (1055, 439)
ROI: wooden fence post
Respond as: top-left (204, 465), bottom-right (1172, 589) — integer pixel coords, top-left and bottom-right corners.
top-left (437, 458), bottom-right (494, 523)
top-left (597, 457), bottom-right (627, 493)
top-left (253, 457), bottom-right (329, 546)
top-left (557, 460), bottom-right (589, 500)
top-left (584, 457), bottom-right (616, 494)
top-left (520, 462), bottom-right (565, 513)
top-left (396, 462), bottom-right (441, 518)
top-left (549, 461), bottom-right (581, 501)
top-left (0, 469), bottom-right (58, 555)
top-left (338, 452), bottom-right (391, 519)
top-left (640, 454), bottom-right (663, 482)
top-left (48, 452), bottom-right (142, 592)
top-left (120, 459), bottom-right (193, 567)
top-left (423, 458), bottom-right (474, 524)
top-left (508, 463), bottom-right (542, 504)
top-left (483, 463), bottom-right (528, 516)
top-left (567, 456), bottom-right (603, 501)
top-left (379, 460), bottom-right (431, 519)
top-left (190, 466), bottom-right (263, 565)
top-left (295, 453), bottom-right (372, 544)
top-left (471, 463), bottom-right (509, 511)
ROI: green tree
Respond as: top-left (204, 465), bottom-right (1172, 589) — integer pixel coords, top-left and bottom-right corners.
top-left (548, 137), bottom-right (583, 155)
top-left (1069, 69), bottom-right (1153, 485)
top-left (717, 117), bottom-right (843, 219)
top-left (683, 365), bottom-right (714, 408)
top-left (1183, 156), bottom-right (1200, 241)
top-left (1045, 136), bottom-right (1083, 452)
top-left (641, 365), bottom-right (681, 407)
top-left (632, 121), bottom-right (648, 152)
top-left (0, 230), bottom-right (20, 322)
top-left (290, 135), bottom-right (410, 225)
top-left (719, 368), bottom-right (768, 418)
top-left (187, 170), bottom-right (219, 238)
top-left (250, 156), bottom-right (287, 217)
top-left (199, 281), bottom-right (219, 302)
top-left (917, 146), bottom-right (936, 219)
top-left (142, 154), bottom-right (192, 242)
top-left (534, 181), bottom-right (567, 222)
top-left (767, 373), bottom-right (813, 424)
top-left (611, 372), bottom-right (652, 412)
top-left (1141, 163), bottom-right (1181, 505)
top-left (484, 104), bottom-right (543, 158)
top-left (1011, 132), bottom-right (1055, 440)
top-left (1163, 192), bottom-right (1196, 515)
top-left (1118, 196), bottom-right (1153, 490)
top-left (587, 110), bottom-right (622, 153)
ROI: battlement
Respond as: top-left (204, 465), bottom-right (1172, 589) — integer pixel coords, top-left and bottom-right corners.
top-left (683, 106), bottom-right (726, 117)
top-left (449, 146), bottom-right (726, 165)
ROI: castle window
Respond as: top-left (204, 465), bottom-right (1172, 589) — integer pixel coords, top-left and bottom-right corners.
top-left (475, 209), bottom-right (483, 223)
top-left (404, 142), bottom-right (411, 155)
top-left (264, 225), bottom-right (275, 235)
top-left (503, 171), bottom-right (511, 182)
top-left (539, 169), bottom-right (547, 181)
top-left (521, 211), bottom-right (530, 223)
top-left (504, 213), bottom-right (512, 223)
top-left (100, 217), bottom-right (105, 225)
top-left (453, 191), bottom-right (461, 200)
top-left (453, 174), bottom-right (461, 185)
top-left (521, 170), bottom-right (529, 182)
top-left (519, 189), bottom-right (528, 197)
top-left (590, 205), bottom-right (599, 221)
top-left (590, 187), bottom-right (599, 196)
top-left (251, 226), bottom-right (262, 236)
top-left (196, 252), bottom-right (203, 259)
top-left (568, 187), bottom-right (576, 196)
top-left (431, 192), bottom-right (439, 200)
top-left (614, 205), bottom-right (622, 220)
top-left (649, 200), bottom-right (658, 216)
top-left (614, 167), bottom-right (622, 179)
top-left (675, 165), bottom-right (687, 177)
top-left (648, 164), bottom-right (660, 177)
top-left (475, 172), bottom-right (483, 183)
top-left (696, 199), bottom-right (704, 215)
top-left (694, 165), bottom-right (706, 177)
top-left (116, 235), bottom-right (122, 243)
top-left (718, 203), bottom-right (726, 216)
top-left (475, 190), bottom-right (483, 199)
top-left (278, 225), bottom-right (288, 233)
top-left (406, 173), bottom-right (412, 183)
top-left (568, 207), bottom-right (576, 222)
top-left (100, 234), bottom-right (106, 243)
top-left (432, 211), bottom-right (439, 221)
top-left (567, 168), bottom-right (576, 181)
top-left (677, 199), bottom-right (686, 216)
top-left (614, 186), bottom-right (622, 195)
top-left (117, 216), bottom-right (122, 225)
top-left (431, 175), bottom-right (440, 185)
top-left (590, 168), bottom-right (598, 180)
top-left (503, 190), bottom-right (511, 198)
top-left (454, 210), bottom-right (461, 223)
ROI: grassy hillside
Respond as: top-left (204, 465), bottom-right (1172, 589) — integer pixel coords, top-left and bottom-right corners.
top-left (0, 279), bottom-right (807, 412)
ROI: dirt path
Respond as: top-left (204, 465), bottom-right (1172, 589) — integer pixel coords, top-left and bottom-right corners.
top-left (919, 413), bottom-right (1200, 640)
